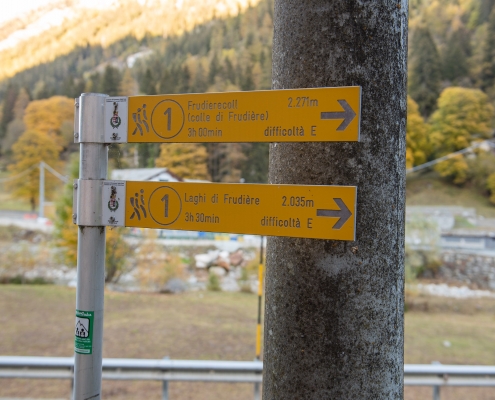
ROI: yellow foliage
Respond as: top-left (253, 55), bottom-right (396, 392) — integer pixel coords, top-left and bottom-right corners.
top-left (7, 130), bottom-right (62, 210)
top-left (435, 155), bottom-right (469, 185)
top-left (430, 87), bottom-right (494, 153)
top-left (23, 96), bottom-right (74, 147)
top-left (156, 143), bottom-right (210, 180)
top-left (430, 87), bottom-right (494, 183)
top-left (406, 96), bottom-right (431, 169)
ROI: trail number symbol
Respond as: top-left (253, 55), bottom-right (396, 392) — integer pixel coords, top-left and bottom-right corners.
top-left (163, 108), bottom-right (172, 131)
top-left (148, 186), bottom-right (182, 225)
top-left (161, 194), bottom-right (169, 217)
top-left (150, 100), bottom-right (185, 139)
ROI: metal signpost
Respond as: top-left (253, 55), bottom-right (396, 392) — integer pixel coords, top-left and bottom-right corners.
top-left (72, 87), bottom-right (361, 398)
top-left (73, 93), bottom-right (109, 400)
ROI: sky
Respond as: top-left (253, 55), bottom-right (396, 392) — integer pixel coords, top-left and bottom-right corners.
top-left (0, 0), bottom-right (55, 24)
top-left (0, 0), bottom-right (119, 25)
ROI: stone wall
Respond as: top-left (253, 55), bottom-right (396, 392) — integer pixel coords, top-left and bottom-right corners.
top-left (439, 251), bottom-right (495, 290)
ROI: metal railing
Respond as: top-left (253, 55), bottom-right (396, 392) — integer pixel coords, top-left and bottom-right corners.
top-left (2, 356), bottom-right (495, 399)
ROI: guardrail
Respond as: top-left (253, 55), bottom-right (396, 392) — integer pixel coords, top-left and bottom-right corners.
top-left (2, 356), bottom-right (495, 400)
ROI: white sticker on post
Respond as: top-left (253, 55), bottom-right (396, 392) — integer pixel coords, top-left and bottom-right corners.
top-left (104, 97), bottom-right (128, 143)
top-left (101, 181), bottom-right (126, 227)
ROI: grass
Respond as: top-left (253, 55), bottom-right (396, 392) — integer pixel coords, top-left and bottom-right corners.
top-left (406, 171), bottom-right (495, 218)
top-left (1, 285), bottom-right (495, 399)
top-left (0, 286), bottom-right (261, 400)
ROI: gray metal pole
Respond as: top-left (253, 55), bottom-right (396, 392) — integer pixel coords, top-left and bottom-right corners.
top-left (263, 1), bottom-right (407, 399)
top-left (73, 93), bottom-right (108, 400)
top-left (433, 385), bottom-right (440, 400)
top-left (39, 161), bottom-right (44, 219)
top-left (162, 356), bottom-right (170, 400)
top-left (432, 361), bottom-right (441, 400)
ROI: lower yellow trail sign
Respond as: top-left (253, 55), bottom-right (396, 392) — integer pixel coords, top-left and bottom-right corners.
top-left (102, 181), bottom-right (357, 240)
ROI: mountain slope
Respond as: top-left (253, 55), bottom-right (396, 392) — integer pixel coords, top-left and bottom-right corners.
top-left (0, 0), bottom-right (261, 81)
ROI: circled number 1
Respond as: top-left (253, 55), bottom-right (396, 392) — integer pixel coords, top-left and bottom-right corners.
top-left (164, 108), bottom-right (171, 131)
top-left (161, 194), bottom-right (169, 217)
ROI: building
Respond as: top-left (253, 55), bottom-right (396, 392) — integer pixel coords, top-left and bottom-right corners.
top-left (110, 168), bottom-right (183, 182)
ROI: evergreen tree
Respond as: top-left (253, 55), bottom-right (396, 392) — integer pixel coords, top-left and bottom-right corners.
top-left (241, 65), bottom-right (255, 91)
top-left (159, 69), bottom-right (175, 95)
top-left (178, 66), bottom-right (191, 93)
top-left (139, 68), bottom-right (157, 95)
top-left (32, 80), bottom-right (52, 100)
top-left (241, 143), bottom-right (269, 183)
top-left (0, 84), bottom-right (19, 140)
top-left (208, 55), bottom-right (221, 84)
top-left (480, 7), bottom-right (495, 92)
top-left (2, 88), bottom-right (30, 155)
top-left (469, 0), bottom-right (495, 27)
top-left (193, 63), bottom-right (208, 93)
top-left (85, 73), bottom-right (101, 94)
top-left (442, 27), bottom-right (470, 83)
top-left (61, 75), bottom-right (84, 98)
top-left (224, 57), bottom-right (236, 85)
top-left (101, 65), bottom-right (122, 96)
top-left (408, 27), bottom-right (442, 117)
top-left (119, 68), bottom-right (139, 96)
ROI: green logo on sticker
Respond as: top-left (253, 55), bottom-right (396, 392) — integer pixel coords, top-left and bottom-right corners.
top-left (75, 309), bottom-right (94, 354)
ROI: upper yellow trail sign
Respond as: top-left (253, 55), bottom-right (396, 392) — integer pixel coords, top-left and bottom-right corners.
top-left (127, 87), bottom-right (361, 143)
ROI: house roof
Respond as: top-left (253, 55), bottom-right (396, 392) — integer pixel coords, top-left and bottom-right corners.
top-left (110, 168), bottom-right (183, 182)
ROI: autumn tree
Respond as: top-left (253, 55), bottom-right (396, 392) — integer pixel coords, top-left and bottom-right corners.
top-left (7, 130), bottom-right (62, 211)
top-left (156, 143), bottom-right (210, 180)
top-left (430, 87), bottom-right (494, 183)
top-left (23, 96), bottom-right (74, 148)
top-left (406, 96), bottom-right (431, 169)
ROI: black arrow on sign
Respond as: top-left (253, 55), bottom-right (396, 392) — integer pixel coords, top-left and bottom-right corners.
top-left (320, 99), bottom-right (356, 131)
top-left (316, 198), bottom-right (352, 229)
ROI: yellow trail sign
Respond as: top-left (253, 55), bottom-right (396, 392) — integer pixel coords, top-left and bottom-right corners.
top-left (123, 182), bottom-right (357, 240)
top-left (127, 87), bottom-right (361, 143)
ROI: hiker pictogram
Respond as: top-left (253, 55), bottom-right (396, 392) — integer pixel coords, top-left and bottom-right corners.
top-left (132, 104), bottom-right (149, 136)
top-left (130, 189), bottom-right (147, 220)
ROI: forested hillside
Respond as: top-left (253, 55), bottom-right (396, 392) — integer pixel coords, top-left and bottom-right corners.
top-left (1, 0), bottom-right (495, 204)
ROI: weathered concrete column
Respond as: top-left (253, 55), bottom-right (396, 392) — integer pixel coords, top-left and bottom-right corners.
top-left (263, 1), bottom-right (407, 399)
